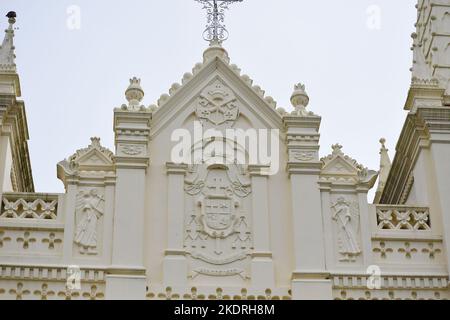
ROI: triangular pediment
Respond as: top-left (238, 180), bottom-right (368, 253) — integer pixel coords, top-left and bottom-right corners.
top-left (76, 148), bottom-right (113, 169)
top-left (321, 156), bottom-right (359, 176)
top-left (320, 144), bottom-right (379, 188)
top-left (57, 137), bottom-right (114, 180)
top-left (150, 50), bottom-right (284, 136)
top-left (321, 144), bottom-right (362, 177)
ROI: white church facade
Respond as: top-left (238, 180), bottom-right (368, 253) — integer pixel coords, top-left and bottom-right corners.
top-left (0, 0), bottom-right (450, 300)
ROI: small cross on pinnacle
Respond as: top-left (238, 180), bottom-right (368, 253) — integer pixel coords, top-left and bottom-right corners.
top-left (195, 0), bottom-right (243, 44)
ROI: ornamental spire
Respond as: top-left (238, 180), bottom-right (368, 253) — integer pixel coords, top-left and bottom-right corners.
top-left (196, 0), bottom-right (243, 44)
top-left (0, 11), bottom-right (17, 73)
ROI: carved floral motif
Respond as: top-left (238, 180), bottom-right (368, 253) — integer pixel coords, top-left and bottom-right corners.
top-left (121, 144), bottom-right (144, 156)
top-left (290, 150), bottom-right (316, 162)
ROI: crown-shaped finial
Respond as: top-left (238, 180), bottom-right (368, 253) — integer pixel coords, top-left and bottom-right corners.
top-left (123, 77), bottom-right (145, 111)
top-left (291, 83), bottom-right (313, 116)
top-left (332, 143), bottom-right (344, 156)
top-left (90, 137), bottom-right (101, 148)
top-left (294, 83), bottom-right (305, 91)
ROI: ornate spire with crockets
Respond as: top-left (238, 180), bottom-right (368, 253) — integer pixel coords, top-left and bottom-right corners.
top-left (0, 11), bottom-right (17, 73)
top-left (196, 0), bottom-right (243, 44)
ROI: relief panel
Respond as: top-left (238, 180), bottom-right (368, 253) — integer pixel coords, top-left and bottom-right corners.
top-left (184, 163), bottom-right (252, 283)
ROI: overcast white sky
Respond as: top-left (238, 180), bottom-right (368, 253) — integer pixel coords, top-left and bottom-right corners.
top-left (1, 0), bottom-right (417, 196)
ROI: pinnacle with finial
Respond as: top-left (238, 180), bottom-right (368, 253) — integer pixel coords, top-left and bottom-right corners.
top-left (375, 138), bottom-right (392, 203)
top-left (0, 11), bottom-right (17, 72)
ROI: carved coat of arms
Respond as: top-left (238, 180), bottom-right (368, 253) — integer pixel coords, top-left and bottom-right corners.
top-left (195, 80), bottom-right (240, 126)
top-left (200, 196), bottom-right (238, 239)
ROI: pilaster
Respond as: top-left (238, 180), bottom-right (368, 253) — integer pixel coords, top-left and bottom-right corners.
top-left (283, 114), bottom-right (332, 300)
top-left (163, 162), bottom-right (189, 287)
top-left (420, 107), bottom-right (450, 274)
top-left (248, 164), bottom-right (275, 289)
top-left (106, 109), bottom-right (151, 299)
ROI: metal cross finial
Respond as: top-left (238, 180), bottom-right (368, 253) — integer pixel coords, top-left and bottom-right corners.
top-left (196, 0), bottom-right (243, 43)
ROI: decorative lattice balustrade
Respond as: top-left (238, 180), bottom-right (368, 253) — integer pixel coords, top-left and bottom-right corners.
top-left (0, 193), bottom-right (63, 257)
top-left (0, 193), bottom-right (58, 220)
top-left (371, 205), bottom-right (444, 269)
top-left (375, 205), bottom-right (431, 231)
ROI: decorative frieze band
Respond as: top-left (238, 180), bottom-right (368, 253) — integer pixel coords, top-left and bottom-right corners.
top-left (0, 265), bottom-right (106, 282)
top-left (332, 274), bottom-right (448, 290)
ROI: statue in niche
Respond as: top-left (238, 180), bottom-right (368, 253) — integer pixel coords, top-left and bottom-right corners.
top-left (74, 189), bottom-right (105, 255)
top-left (332, 197), bottom-right (361, 262)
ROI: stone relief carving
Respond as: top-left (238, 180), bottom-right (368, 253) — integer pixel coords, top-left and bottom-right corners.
top-left (74, 189), bottom-right (105, 255)
top-left (9, 283), bottom-right (30, 300)
top-left (0, 230), bottom-right (11, 248)
top-left (190, 268), bottom-right (248, 280)
top-left (184, 163), bottom-right (252, 278)
top-left (146, 287), bottom-right (292, 301)
top-left (42, 232), bottom-right (63, 250)
top-left (0, 228), bottom-right (64, 254)
top-left (422, 243), bottom-right (442, 260)
top-left (331, 197), bottom-right (361, 262)
top-left (195, 80), bottom-right (239, 126)
top-left (68, 138), bottom-right (114, 171)
top-left (289, 149), bottom-right (316, 162)
top-left (120, 144), bottom-right (144, 156)
top-left (2, 282), bottom-right (105, 300)
top-left (16, 231), bottom-right (36, 249)
top-left (372, 241), bottom-right (393, 259)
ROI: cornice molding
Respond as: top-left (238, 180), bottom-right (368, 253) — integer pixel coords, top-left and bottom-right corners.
top-left (380, 106), bottom-right (450, 204)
